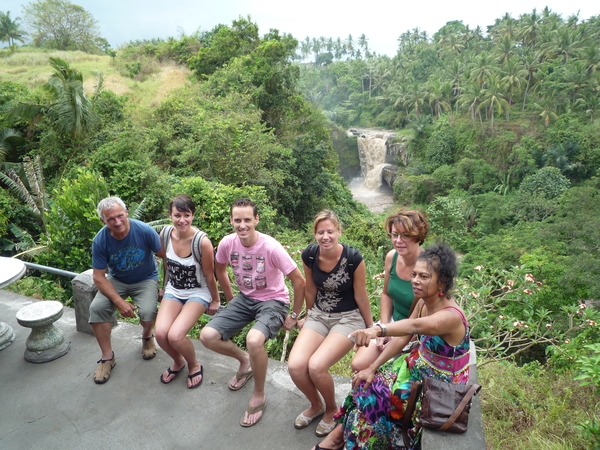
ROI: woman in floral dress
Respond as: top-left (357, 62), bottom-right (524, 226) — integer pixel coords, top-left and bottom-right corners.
top-left (311, 243), bottom-right (471, 450)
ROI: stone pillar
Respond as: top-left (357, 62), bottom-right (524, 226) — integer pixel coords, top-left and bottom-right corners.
top-left (0, 321), bottom-right (15, 350)
top-left (71, 269), bottom-right (117, 335)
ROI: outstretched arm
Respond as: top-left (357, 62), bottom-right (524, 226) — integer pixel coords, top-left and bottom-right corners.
top-left (283, 267), bottom-right (305, 331)
top-left (353, 261), bottom-right (374, 328)
top-left (215, 261), bottom-right (234, 302)
top-left (200, 237), bottom-right (220, 315)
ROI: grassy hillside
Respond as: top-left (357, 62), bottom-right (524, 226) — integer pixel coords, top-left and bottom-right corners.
top-left (0, 47), bottom-right (191, 120)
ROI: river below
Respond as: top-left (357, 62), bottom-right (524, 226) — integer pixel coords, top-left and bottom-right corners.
top-left (348, 177), bottom-right (395, 214)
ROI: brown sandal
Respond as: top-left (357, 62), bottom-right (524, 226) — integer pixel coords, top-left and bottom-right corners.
top-left (142, 335), bottom-right (157, 360)
top-left (93, 352), bottom-right (116, 384)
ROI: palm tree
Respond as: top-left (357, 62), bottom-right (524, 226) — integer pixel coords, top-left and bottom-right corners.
top-left (501, 57), bottom-right (526, 105)
top-left (427, 78), bottom-right (451, 117)
top-left (0, 128), bottom-right (24, 164)
top-left (534, 96), bottom-right (559, 127)
top-left (519, 9), bottom-right (542, 49)
top-left (575, 92), bottom-right (600, 124)
top-left (547, 25), bottom-right (580, 64)
top-left (494, 36), bottom-right (516, 65)
top-left (334, 37), bottom-right (343, 60)
top-left (344, 34), bottom-right (355, 59)
top-left (459, 81), bottom-right (484, 123)
top-left (563, 59), bottom-right (589, 104)
top-left (477, 75), bottom-right (509, 131)
top-left (0, 11), bottom-right (26, 49)
top-left (0, 155), bottom-right (49, 219)
top-left (581, 46), bottom-right (600, 76)
top-left (402, 82), bottom-right (427, 117)
top-left (358, 34), bottom-right (369, 54)
top-left (491, 13), bottom-right (517, 42)
top-left (300, 37), bottom-right (311, 62)
top-left (470, 51), bottom-right (498, 86)
top-left (521, 50), bottom-right (542, 111)
top-left (7, 57), bottom-right (97, 137)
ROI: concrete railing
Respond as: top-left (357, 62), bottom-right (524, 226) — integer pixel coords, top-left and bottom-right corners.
top-left (71, 269), bottom-right (116, 335)
top-left (421, 341), bottom-right (486, 449)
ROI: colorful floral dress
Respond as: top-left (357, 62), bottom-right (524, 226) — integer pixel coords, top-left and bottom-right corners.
top-left (335, 307), bottom-right (471, 450)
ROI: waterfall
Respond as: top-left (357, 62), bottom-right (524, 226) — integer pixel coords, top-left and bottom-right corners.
top-left (347, 128), bottom-right (406, 213)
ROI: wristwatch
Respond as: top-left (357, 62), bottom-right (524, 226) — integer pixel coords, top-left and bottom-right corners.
top-left (290, 311), bottom-right (298, 319)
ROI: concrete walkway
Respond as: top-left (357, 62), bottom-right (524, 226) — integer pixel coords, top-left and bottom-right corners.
top-left (0, 291), bottom-right (351, 450)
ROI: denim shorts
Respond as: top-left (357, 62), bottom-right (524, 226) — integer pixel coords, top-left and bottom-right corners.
top-left (162, 292), bottom-right (210, 310)
top-left (303, 307), bottom-right (366, 343)
top-left (206, 292), bottom-right (288, 341)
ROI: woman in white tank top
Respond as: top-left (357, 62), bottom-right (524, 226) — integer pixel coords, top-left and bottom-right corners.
top-left (155, 195), bottom-right (220, 389)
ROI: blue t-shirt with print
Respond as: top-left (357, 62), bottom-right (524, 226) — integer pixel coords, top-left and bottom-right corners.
top-left (92, 219), bottom-right (161, 283)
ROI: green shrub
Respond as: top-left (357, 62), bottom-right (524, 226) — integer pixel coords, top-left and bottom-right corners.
top-left (36, 168), bottom-right (108, 274)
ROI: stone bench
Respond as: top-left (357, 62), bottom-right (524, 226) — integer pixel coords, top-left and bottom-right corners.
top-left (421, 341), bottom-right (486, 449)
top-left (71, 269), bottom-right (117, 335)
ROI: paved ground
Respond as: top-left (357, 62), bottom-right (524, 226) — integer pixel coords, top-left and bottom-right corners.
top-left (0, 290), bottom-right (351, 450)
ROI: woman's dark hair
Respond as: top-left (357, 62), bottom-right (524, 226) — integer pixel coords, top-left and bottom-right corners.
top-left (169, 194), bottom-right (196, 215)
top-left (416, 242), bottom-right (457, 295)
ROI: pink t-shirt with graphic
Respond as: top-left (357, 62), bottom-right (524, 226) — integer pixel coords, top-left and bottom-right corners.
top-left (216, 232), bottom-right (297, 303)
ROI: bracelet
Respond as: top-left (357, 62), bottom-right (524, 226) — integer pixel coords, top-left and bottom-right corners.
top-left (376, 323), bottom-right (387, 337)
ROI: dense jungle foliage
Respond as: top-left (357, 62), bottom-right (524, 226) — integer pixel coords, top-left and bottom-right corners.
top-left (1, 6), bottom-right (599, 448)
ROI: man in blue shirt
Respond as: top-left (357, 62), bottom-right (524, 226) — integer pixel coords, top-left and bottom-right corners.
top-left (89, 197), bottom-right (161, 384)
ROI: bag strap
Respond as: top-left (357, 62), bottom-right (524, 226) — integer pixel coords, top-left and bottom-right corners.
top-left (306, 243), bottom-right (358, 275)
top-left (191, 229), bottom-right (206, 264)
top-left (160, 225), bottom-right (174, 286)
top-left (345, 244), bottom-right (357, 275)
top-left (438, 383), bottom-right (482, 431)
top-left (306, 243), bottom-right (319, 269)
top-left (402, 379), bottom-right (423, 448)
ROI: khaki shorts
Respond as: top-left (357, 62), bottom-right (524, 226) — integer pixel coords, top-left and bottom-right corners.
top-left (89, 277), bottom-right (159, 323)
top-left (303, 307), bottom-right (366, 343)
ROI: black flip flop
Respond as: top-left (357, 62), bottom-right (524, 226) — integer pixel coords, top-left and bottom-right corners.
top-left (160, 366), bottom-right (181, 384)
top-left (187, 366), bottom-right (203, 389)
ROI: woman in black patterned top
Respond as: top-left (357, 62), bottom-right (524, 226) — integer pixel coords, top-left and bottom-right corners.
top-left (288, 210), bottom-right (373, 437)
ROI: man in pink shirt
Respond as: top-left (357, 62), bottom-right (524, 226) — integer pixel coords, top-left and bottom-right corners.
top-left (200, 198), bottom-right (305, 427)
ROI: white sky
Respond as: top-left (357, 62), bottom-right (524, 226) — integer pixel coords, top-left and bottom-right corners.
top-left (3, 0), bottom-right (599, 56)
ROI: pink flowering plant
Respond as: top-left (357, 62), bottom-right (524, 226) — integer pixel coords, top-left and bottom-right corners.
top-left (455, 265), bottom-right (599, 367)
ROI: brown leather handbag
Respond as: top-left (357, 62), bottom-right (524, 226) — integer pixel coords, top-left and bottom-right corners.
top-left (402, 378), bottom-right (482, 447)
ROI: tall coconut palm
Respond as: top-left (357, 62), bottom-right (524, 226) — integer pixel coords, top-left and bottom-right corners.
top-left (519, 9), bottom-right (542, 49)
top-left (478, 75), bottom-right (509, 131)
top-left (501, 57), bottom-right (527, 105)
top-left (521, 50), bottom-right (542, 111)
top-left (534, 95), bottom-right (559, 127)
top-left (344, 34), bottom-right (355, 59)
top-left (470, 51), bottom-right (498, 86)
top-left (358, 34), bottom-right (368, 54)
top-left (0, 11), bottom-right (26, 48)
top-left (459, 81), bottom-right (484, 123)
